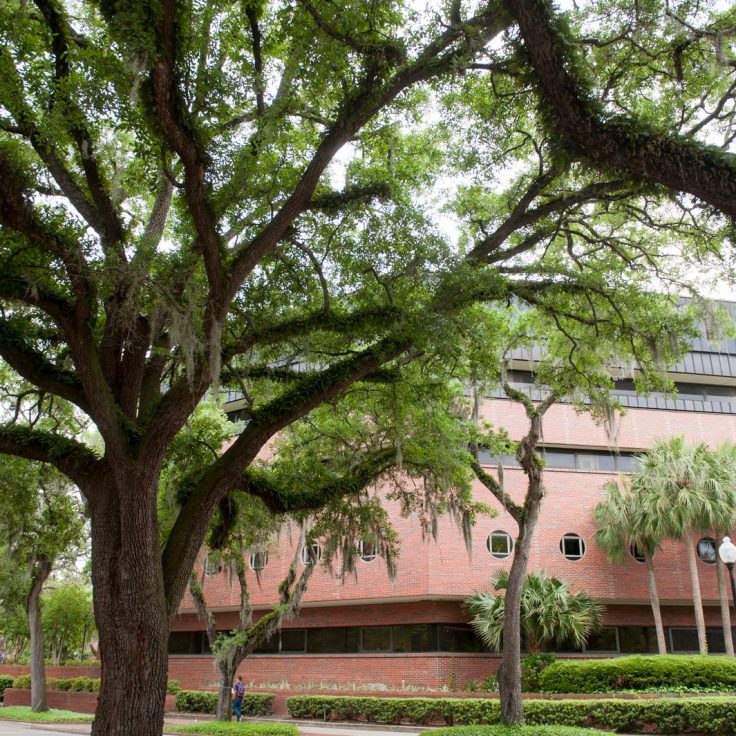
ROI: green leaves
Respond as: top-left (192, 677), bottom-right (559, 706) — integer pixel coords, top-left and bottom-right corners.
top-left (466, 571), bottom-right (603, 653)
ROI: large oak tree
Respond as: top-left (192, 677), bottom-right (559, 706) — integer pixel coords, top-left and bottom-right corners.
top-left (1, 0), bottom-right (734, 732)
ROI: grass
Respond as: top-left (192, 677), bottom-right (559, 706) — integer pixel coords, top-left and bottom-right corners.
top-left (169, 724), bottom-right (298, 736)
top-left (423, 728), bottom-right (603, 736)
top-left (0, 705), bottom-right (94, 722)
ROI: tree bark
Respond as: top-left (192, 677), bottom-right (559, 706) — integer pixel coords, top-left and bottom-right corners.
top-left (216, 661), bottom-right (236, 721)
top-left (28, 556), bottom-right (51, 712)
top-left (494, 388), bottom-right (553, 726)
top-left (716, 550), bottom-right (734, 656)
top-left (89, 479), bottom-right (170, 736)
top-left (684, 537), bottom-right (708, 654)
top-left (498, 491), bottom-right (543, 725)
top-left (644, 553), bottom-right (667, 654)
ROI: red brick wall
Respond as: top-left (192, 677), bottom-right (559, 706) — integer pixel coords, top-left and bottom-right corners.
top-left (170, 400), bottom-right (736, 691)
top-left (178, 401), bottom-right (736, 616)
top-left (167, 653), bottom-right (500, 691)
top-left (3, 688), bottom-right (176, 714)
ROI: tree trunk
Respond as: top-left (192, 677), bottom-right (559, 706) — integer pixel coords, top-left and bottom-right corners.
top-left (498, 491), bottom-right (543, 725)
top-left (28, 556), bottom-right (51, 712)
top-left (644, 553), bottom-right (667, 654)
top-left (216, 661), bottom-right (236, 721)
top-left (89, 481), bottom-right (170, 736)
top-left (684, 537), bottom-right (708, 654)
top-left (716, 550), bottom-right (734, 656)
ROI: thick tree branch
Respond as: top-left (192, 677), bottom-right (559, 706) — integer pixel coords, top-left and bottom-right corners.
top-left (0, 424), bottom-right (101, 490)
top-left (227, 3), bottom-right (511, 299)
top-left (0, 321), bottom-right (90, 413)
top-left (150, 1), bottom-right (224, 308)
top-left (470, 456), bottom-right (522, 522)
top-left (34, 0), bottom-right (124, 251)
top-left (161, 336), bottom-right (408, 610)
top-left (504, 0), bottom-right (736, 218)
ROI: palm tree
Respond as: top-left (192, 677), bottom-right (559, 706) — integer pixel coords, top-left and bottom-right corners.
top-left (706, 443), bottom-right (736, 656)
top-left (593, 477), bottom-right (667, 654)
top-left (466, 570), bottom-right (603, 653)
top-left (637, 437), bottom-right (718, 654)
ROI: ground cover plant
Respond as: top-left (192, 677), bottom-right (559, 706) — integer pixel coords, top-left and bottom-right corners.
top-left (539, 656), bottom-right (736, 693)
top-left (169, 725), bottom-right (297, 736)
top-left (0, 705), bottom-right (93, 722)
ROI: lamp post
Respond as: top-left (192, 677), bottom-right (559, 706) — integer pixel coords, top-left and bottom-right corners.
top-left (718, 537), bottom-right (736, 611)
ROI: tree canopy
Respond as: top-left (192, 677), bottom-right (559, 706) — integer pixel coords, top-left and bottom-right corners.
top-left (1, 0), bottom-right (735, 733)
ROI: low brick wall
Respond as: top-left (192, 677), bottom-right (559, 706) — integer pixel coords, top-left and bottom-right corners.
top-left (4, 688), bottom-right (176, 714)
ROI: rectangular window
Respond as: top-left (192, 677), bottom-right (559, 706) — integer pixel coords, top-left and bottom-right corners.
top-left (618, 626), bottom-right (663, 653)
top-left (169, 631), bottom-right (198, 654)
top-left (616, 454), bottom-right (643, 473)
top-left (280, 629), bottom-right (306, 652)
top-left (362, 626), bottom-right (392, 652)
top-left (392, 624), bottom-right (435, 652)
top-left (670, 628), bottom-right (700, 653)
top-left (540, 449), bottom-right (576, 469)
top-left (584, 628), bottom-right (618, 652)
top-left (307, 628), bottom-right (347, 654)
top-left (439, 624), bottom-right (487, 653)
top-left (252, 632), bottom-right (279, 654)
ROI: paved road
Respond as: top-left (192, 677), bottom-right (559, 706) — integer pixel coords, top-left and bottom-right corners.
top-left (0, 725), bottom-right (91, 736)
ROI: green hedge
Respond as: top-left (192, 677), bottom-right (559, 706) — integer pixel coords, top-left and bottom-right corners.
top-left (175, 690), bottom-right (274, 716)
top-left (0, 675), bottom-right (15, 700)
top-left (425, 727), bottom-right (605, 736)
top-left (539, 656), bottom-right (736, 693)
top-left (10, 675), bottom-right (181, 695)
top-left (286, 694), bottom-right (736, 733)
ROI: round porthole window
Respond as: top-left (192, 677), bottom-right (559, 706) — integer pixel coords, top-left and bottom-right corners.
top-left (300, 543), bottom-right (322, 565)
top-left (560, 533), bottom-right (586, 561)
top-left (487, 530), bottom-right (514, 560)
top-left (697, 537), bottom-right (716, 565)
top-left (630, 543), bottom-right (646, 563)
top-left (358, 539), bottom-right (377, 562)
top-left (249, 551), bottom-right (268, 571)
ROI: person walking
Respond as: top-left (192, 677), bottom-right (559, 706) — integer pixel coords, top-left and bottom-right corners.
top-left (232, 674), bottom-right (246, 722)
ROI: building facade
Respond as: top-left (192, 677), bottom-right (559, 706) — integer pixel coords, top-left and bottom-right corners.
top-left (168, 306), bottom-right (736, 691)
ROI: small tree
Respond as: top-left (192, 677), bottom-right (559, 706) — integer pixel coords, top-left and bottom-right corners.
top-left (0, 456), bottom-right (84, 710)
top-left (466, 570), bottom-right (603, 653)
top-left (593, 476), bottom-right (668, 654)
top-left (42, 583), bottom-right (95, 664)
top-left (637, 438), bottom-right (722, 654)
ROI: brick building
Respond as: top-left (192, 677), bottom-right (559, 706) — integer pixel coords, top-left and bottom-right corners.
top-left (168, 305), bottom-right (736, 690)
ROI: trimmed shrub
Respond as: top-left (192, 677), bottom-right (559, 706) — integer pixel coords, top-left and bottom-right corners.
top-left (168, 678), bottom-right (183, 695)
top-left (286, 694), bottom-right (736, 733)
top-left (12, 675), bottom-right (99, 692)
top-left (176, 690), bottom-right (217, 714)
top-left (0, 675), bottom-right (15, 700)
top-left (176, 690), bottom-right (274, 716)
top-left (521, 654), bottom-right (556, 692)
top-left (539, 655), bottom-right (736, 693)
top-left (425, 727), bottom-right (604, 736)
